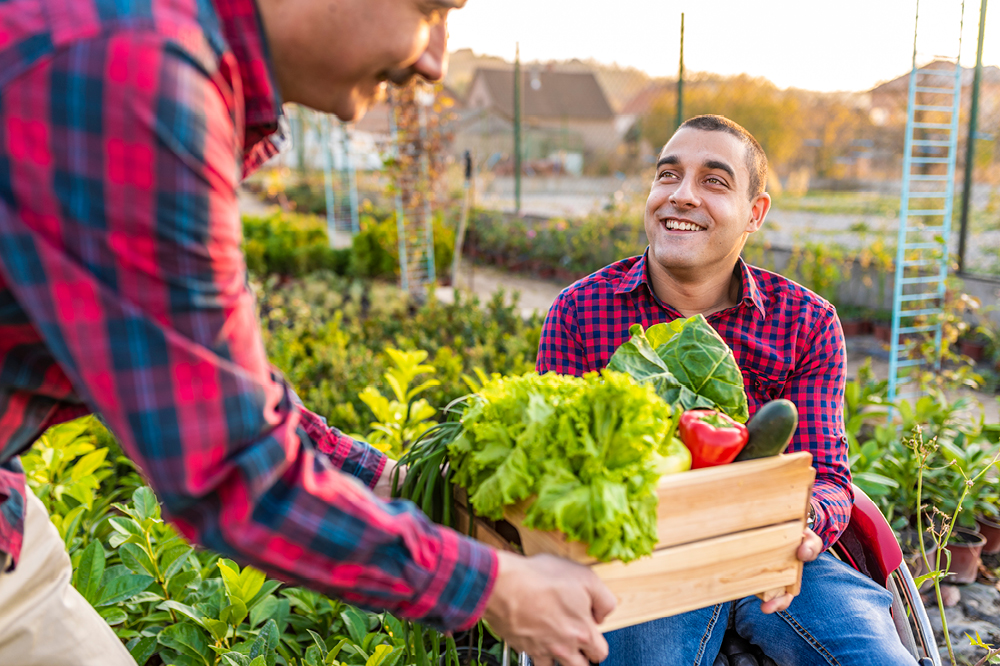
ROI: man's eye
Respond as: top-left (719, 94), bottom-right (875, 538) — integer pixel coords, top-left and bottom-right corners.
top-left (706, 177), bottom-right (724, 185)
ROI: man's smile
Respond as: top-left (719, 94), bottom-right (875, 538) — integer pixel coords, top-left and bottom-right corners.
top-left (660, 217), bottom-right (707, 232)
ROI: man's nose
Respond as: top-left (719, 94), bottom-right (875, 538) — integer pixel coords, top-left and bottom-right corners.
top-left (669, 176), bottom-right (699, 207)
top-left (412, 20), bottom-right (449, 83)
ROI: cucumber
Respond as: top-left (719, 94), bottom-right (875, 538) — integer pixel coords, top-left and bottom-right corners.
top-left (734, 399), bottom-right (798, 461)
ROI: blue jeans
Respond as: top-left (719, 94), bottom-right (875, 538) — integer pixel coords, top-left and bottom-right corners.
top-left (601, 553), bottom-right (917, 666)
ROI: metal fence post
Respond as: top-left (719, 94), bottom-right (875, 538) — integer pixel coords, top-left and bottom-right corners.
top-left (958, 0), bottom-right (988, 275)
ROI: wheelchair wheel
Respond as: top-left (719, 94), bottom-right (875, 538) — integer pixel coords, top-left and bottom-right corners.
top-left (888, 573), bottom-right (919, 658)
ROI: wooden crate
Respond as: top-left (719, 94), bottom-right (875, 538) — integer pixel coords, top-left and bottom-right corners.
top-left (457, 451), bottom-right (815, 632)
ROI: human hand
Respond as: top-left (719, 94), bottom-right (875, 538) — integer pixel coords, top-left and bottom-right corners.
top-left (757, 527), bottom-right (823, 614)
top-left (374, 458), bottom-right (404, 500)
top-left (483, 551), bottom-right (616, 666)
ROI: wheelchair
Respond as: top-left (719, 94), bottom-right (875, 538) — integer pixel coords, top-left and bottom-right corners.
top-left (510, 485), bottom-right (940, 666)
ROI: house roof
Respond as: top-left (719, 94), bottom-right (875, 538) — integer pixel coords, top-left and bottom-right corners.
top-left (870, 60), bottom-right (1000, 94)
top-left (468, 68), bottom-right (615, 121)
top-left (620, 83), bottom-right (673, 116)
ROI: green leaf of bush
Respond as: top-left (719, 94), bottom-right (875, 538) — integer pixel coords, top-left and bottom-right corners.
top-left (132, 486), bottom-right (159, 522)
top-left (340, 606), bottom-right (369, 646)
top-left (307, 629), bottom-right (328, 658)
top-left (158, 623), bottom-right (211, 665)
top-left (203, 618), bottom-right (230, 642)
top-left (96, 567), bottom-right (154, 606)
top-left (119, 543), bottom-right (157, 577)
top-left (220, 655), bottom-right (250, 666)
top-left (167, 569), bottom-right (199, 598)
top-left (161, 545), bottom-right (193, 579)
top-left (74, 540), bottom-right (105, 605)
top-left (158, 600), bottom-right (203, 624)
top-left (365, 644), bottom-right (394, 666)
top-left (221, 599), bottom-right (248, 627)
top-left (99, 606), bottom-right (128, 626)
top-left (127, 635), bottom-right (159, 666)
top-left (249, 619), bottom-right (279, 664)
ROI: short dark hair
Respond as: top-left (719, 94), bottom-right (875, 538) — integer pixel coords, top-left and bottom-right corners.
top-left (673, 114), bottom-right (767, 199)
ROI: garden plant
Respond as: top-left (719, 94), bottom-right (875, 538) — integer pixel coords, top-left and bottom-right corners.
top-left (16, 209), bottom-right (1000, 665)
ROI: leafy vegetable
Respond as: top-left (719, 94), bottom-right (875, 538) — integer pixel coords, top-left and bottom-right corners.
top-left (608, 315), bottom-right (749, 423)
top-left (449, 370), bottom-right (689, 562)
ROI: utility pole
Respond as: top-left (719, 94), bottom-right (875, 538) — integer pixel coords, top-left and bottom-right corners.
top-left (676, 13), bottom-right (685, 130)
top-left (958, 0), bottom-right (988, 274)
top-left (514, 43), bottom-right (522, 215)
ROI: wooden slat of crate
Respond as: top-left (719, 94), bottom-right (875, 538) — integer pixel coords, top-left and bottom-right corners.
top-left (593, 520), bottom-right (805, 632)
top-left (454, 504), bottom-right (516, 553)
top-left (508, 451), bottom-right (815, 564)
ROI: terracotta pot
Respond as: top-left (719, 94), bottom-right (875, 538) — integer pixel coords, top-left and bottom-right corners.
top-left (976, 514), bottom-right (1000, 555)
top-left (958, 340), bottom-right (987, 362)
top-left (858, 320), bottom-right (874, 335)
top-left (901, 529), bottom-right (938, 592)
top-left (873, 323), bottom-right (892, 343)
top-left (943, 527), bottom-right (986, 584)
top-left (841, 320), bottom-right (863, 337)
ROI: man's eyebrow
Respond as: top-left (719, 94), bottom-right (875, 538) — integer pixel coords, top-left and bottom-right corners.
top-left (655, 155), bottom-right (679, 170)
top-left (704, 159), bottom-right (736, 182)
top-left (432, 0), bottom-right (467, 7)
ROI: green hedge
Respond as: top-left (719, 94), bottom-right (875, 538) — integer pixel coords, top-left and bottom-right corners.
top-left (243, 210), bottom-right (453, 283)
top-left (258, 271), bottom-right (541, 435)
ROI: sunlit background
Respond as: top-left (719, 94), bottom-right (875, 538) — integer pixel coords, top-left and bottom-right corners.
top-left (448, 0), bottom-right (994, 92)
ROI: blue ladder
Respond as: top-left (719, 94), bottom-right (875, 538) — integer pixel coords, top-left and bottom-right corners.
top-left (888, 1), bottom-right (966, 405)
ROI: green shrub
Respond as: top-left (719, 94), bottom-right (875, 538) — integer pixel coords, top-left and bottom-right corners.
top-left (29, 414), bottom-right (495, 665)
top-left (258, 272), bottom-right (541, 435)
top-left (467, 207), bottom-right (646, 280)
top-left (349, 211), bottom-right (455, 282)
top-left (243, 212), bottom-right (349, 277)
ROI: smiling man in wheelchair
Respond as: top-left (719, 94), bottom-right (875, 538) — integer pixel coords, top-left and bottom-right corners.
top-left (536, 114), bottom-right (925, 666)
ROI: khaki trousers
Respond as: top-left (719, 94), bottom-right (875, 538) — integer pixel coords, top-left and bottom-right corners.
top-left (0, 489), bottom-right (136, 666)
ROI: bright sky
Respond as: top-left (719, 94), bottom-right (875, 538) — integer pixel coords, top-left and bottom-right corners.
top-left (448, 0), bottom-right (1000, 92)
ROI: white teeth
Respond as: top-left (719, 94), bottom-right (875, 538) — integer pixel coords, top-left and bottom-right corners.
top-left (663, 220), bottom-right (703, 231)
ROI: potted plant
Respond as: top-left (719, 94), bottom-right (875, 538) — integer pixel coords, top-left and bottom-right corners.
top-left (837, 304), bottom-right (873, 337)
top-left (974, 480), bottom-right (1000, 555)
top-left (924, 432), bottom-right (1000, 583)
top-left (871, 309), bottom-right (893, 343)
top-left (957, 328), bottom-right (989, 363)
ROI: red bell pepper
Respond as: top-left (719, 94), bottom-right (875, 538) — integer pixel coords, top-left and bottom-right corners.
top-left (678, 410), bottom-right (749, 469)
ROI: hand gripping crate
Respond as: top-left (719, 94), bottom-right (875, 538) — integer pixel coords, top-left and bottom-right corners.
top-left (457, 451), bottom-right (815, 632)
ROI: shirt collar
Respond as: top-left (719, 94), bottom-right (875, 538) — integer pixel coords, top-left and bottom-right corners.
top-left (616, 250), bottom-right (767, 320)
top-left (212, 0), bottom-right (284, 155)
top-left (736, 257), bottom-right (768, 320)
top-left (614, 252), bottom-right (649, 296)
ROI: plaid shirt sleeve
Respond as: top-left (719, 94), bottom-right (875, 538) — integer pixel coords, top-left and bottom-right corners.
top-left (783, 309), bottom-right (854, 550)
top-left (0, 33), bottom-right (494, 630)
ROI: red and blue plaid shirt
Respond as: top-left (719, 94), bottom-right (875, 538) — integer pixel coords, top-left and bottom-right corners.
top-left (537, 252), bottom-right (853, 550)
top-left (0, 0), bottom-right (495, 630)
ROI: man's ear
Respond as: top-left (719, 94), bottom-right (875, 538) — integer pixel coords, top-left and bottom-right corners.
top-left (746, 192), bottom-right (771, 234)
